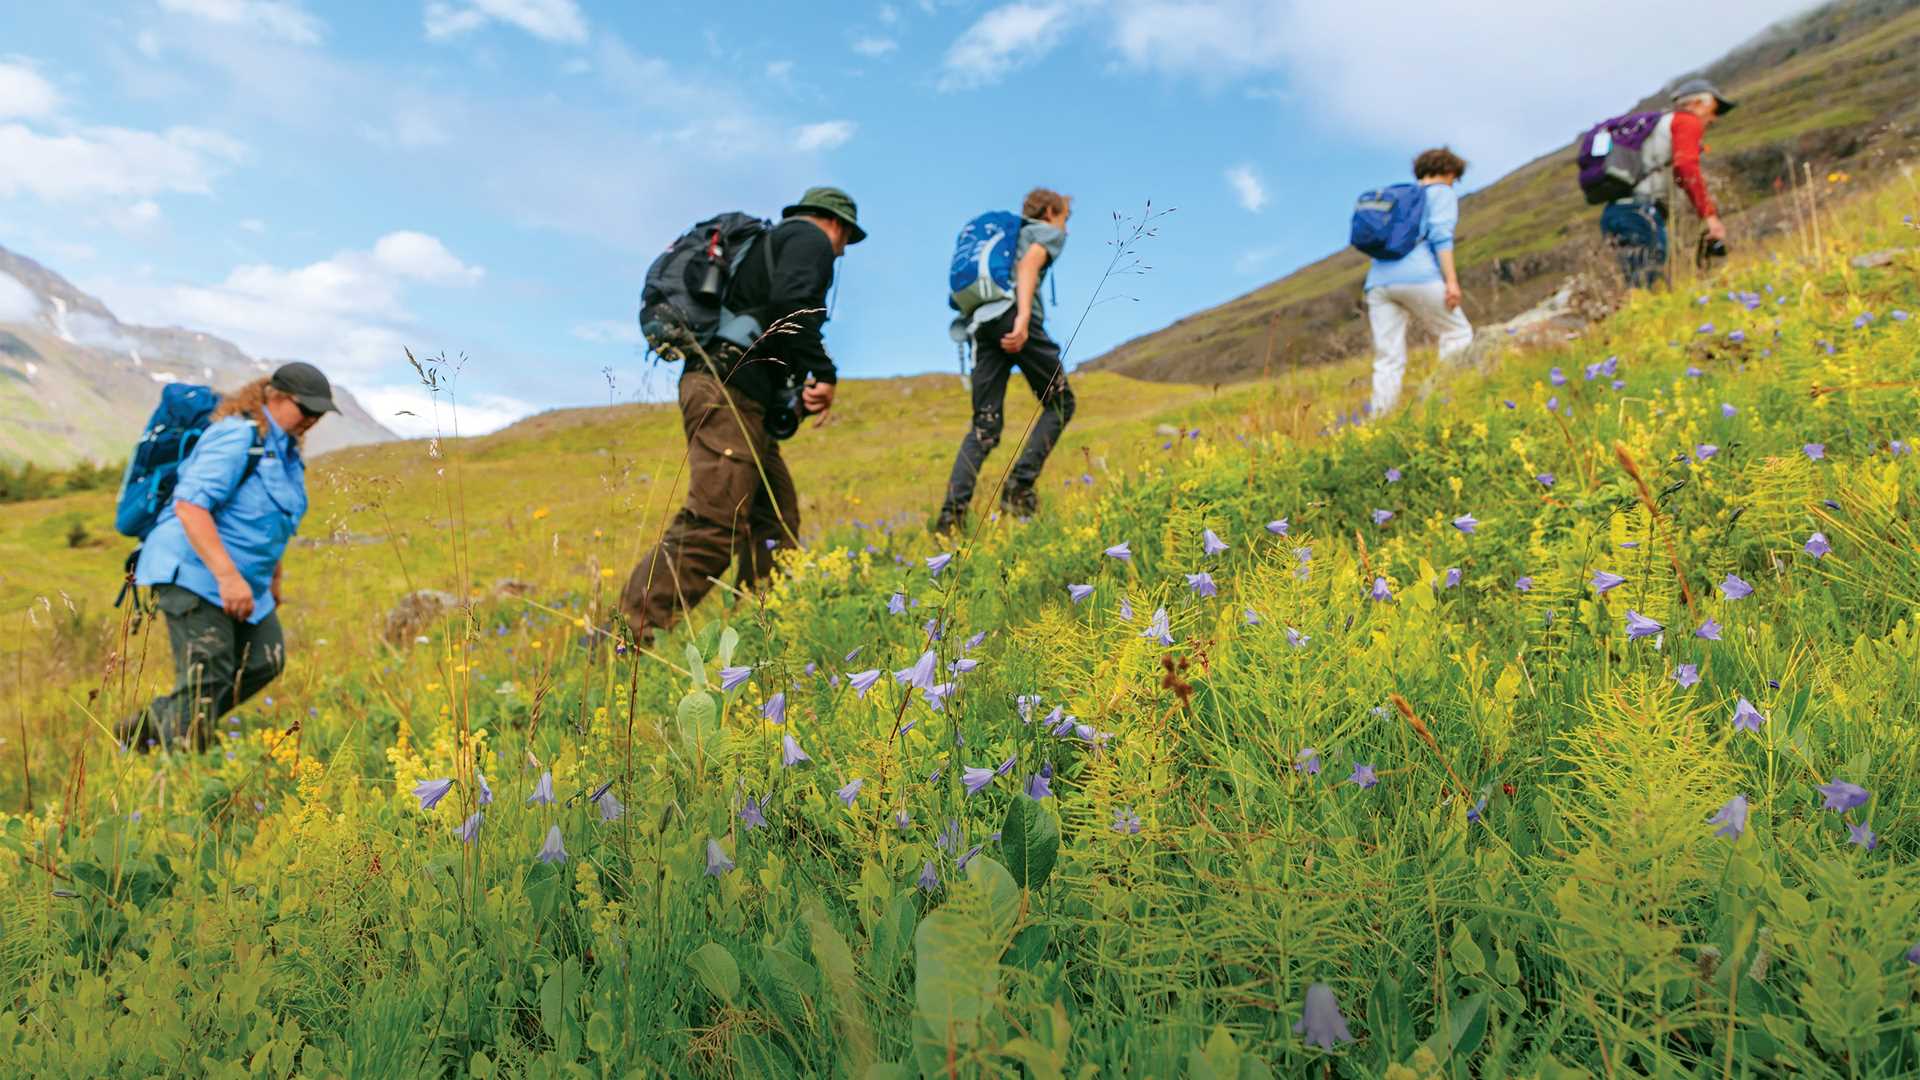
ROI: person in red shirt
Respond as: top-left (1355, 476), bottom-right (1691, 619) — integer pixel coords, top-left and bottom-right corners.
top-left (1599, 77), bottom-right (1734, 288)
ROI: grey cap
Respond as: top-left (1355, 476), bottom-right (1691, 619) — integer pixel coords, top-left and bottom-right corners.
top-left (1671, 77), bottom-right (1736, 115)
top-left (269, 361), bottom-right (338, 415)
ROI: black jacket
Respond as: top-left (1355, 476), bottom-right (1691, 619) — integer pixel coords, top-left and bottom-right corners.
top-left (702, 218), bottom-right (839, 411)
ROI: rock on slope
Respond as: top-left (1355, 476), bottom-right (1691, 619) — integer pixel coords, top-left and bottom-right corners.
top-left (0, 243), bottom-right (394, 467)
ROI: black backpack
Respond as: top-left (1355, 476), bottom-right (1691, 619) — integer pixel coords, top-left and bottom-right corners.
top-left (638, 212), bottom-right (774, 361)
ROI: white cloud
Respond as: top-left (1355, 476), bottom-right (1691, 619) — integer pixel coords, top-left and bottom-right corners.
top-left (104, 231), bottom-right (484, 383)
top-left (0, 122), bottom-right (247, 201)
top-left (0, 270), bottom-right (40, 322)
top-left (107, 199), bottom-right (165, 233)
top-left (939, 3), bottom-right (1075, 90)
top-left (793, 120), bottom-right (857, 152)
top-left (852, 36), bottom-right (899, 57)
top-left (424, 0), bottom-right (588, 45)
top-left (1101, 0), bottom-right (1815, 175)
top-left (158, 0), bottom-right (325, 45)
top-left (239, 217), bottom-right (267, 233)
top-left (879, 3), bottom-right (900, 24)
top-left (571, 319), bottom-right (642, 345)
top-left (1225, 164), bottom-right (1266, 212)
top-left (360, 102), bottom-right (454, 148)
top-left (0, 60), bottom-right (59, 119)
top-left (354, 383), bottom-right (533, 437)
top-left (765, 59), bottom-right (795, 82)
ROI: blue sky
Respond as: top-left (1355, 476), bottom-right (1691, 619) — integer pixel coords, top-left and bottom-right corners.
top-left (0, 0), bottom-right (1811, 435)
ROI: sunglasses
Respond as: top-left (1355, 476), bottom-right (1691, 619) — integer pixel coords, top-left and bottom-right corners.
top-left (296, 402), bottom-right (325, 421)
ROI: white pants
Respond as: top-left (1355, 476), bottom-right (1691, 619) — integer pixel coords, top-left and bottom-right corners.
top-left (1366, 282), bottom-right (1473, 417)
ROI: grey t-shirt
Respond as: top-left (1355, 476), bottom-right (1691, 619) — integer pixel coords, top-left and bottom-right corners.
top-left (952, 219), bottom-right (1067, 340)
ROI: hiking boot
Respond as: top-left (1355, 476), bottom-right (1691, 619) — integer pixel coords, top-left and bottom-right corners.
top-left (931, 507), bottom-right (965, 536)
top-left (1000, 486), bottom-right (1038, 519)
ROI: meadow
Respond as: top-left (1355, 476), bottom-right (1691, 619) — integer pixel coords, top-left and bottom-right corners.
top-left (2, 180), bottom-right (1918, 1077)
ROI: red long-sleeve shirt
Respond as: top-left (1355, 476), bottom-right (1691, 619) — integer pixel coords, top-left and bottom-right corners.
top-left (1670, 110), bottom-right (1717, 218)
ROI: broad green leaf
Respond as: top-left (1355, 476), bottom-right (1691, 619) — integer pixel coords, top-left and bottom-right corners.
top-left (1001, 796), bottom-right (1060, 890)
top-left (913, 909), bottom-right (997, 1043)
top-left (1188, 1024), bottom-right (1242, 1079)
top-left (967, 855), bottom-right (1020, 944)
top-left (871, 891), bottom-right (917, 985)
top-left (1419, 991), bottom-right (1489, 1063)
top-left (1449, 922), bottom-right (1486, 979)
top-left (677, 690), bottom-right (717, 760)
top-left (684, 642), bottom-right (706, 690)
top-left (687, 942), bottom-right (740, 1003)
top-left (756, 944), bottom-right (818, 1030)
top-left (804, 897), bottom-right (875, 1072)
top-left (717, 625), bottom-right (740, 668)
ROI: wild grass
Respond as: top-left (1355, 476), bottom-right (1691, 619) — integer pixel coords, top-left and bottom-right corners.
top-left (0, 183), bottom-right (1918, 1076)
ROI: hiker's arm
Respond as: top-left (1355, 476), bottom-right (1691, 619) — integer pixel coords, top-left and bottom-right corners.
top-left (1671, 111), bottom-right (1723, 240)
top-left (1428, 190), bottom-right (1462, 310)
top-left (174, 501), bottom-right (254, 620)
top-left (1438, 249), bottom-right (1462, 311)
top-left (767, 225), bottom-right (838, 389)
top-left (1000, 243), bottom-right (1050, 353)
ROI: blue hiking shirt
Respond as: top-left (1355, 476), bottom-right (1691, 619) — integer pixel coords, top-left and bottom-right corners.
top-left (135, 413), bottom-right (308, 624)
top-left (1364, 182), bottom-right (1459, 290)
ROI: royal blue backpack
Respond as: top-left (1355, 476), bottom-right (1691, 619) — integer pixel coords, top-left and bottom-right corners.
top-left (948, 210), bottom-right (1023, 318)
top-left (114, 383), bottom-right (260, 539)
top-left (1349, 183), bottom-right (1428, 261)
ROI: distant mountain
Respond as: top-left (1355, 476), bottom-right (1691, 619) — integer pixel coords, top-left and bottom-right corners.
top-left (0, 243), bottom-right (395, 467)
top-left (1082, 0), bottom-right (1920, 384)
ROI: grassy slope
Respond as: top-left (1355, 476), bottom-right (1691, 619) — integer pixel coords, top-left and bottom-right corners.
top-left (0, 175), bottom-right (1915, 1075)
top-left (1083, 0), bottom-right (1920, 384)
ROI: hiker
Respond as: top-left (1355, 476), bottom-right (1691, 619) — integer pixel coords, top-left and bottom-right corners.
top-left (1593, 78), bottom-right (1734, 288)
top-left (1358, 148), bottom-right (1473, 418)
top-left (619, 187), bottom-right (859, 641)
top-left (119, 362), bottom-right (334, 752)
top-left (935, 188), bottom-right (1075, 531)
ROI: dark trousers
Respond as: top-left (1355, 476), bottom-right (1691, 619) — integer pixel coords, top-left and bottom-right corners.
top-left (132, 583), bottom-right (284, 751)
top-left (940, 309), bottom-right (1076, 517)
top-left (1600, 201), bottom-right (1668, 290)
top-left (621, 372), bottom-right (799, 637)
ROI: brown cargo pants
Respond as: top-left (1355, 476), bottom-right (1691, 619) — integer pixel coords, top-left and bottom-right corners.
top-left (620, 372), bottom-right (799, 638)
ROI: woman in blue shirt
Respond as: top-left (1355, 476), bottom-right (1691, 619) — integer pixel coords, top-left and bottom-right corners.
top-left (120, 362), bottom-right (336, 752)
top-left (1364, 147), bottom-right (1474, 417)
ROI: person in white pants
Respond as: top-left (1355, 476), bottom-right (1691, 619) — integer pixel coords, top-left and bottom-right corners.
top-left (1364, 147), bottom-right (1473, 418)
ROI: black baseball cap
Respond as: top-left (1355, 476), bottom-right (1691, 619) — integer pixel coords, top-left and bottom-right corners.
top-left (269, 361), bottom-right (338, 415)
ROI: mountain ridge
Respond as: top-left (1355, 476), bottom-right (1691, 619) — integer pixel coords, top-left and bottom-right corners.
top-left (0, 243), bottom-right (394, 467)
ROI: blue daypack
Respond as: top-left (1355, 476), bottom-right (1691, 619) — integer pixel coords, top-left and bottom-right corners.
top-left (114, 383), bottom-right (258, 539)
top-left (948, 210), bottom-right (1024, 318)
top-left (1349, 183), bottom-right (1428, 260)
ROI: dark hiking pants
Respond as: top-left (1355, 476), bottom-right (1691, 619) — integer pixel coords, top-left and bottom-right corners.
top-left (1601, 201), bottom-right (1668, 290)
top-left (129, 583), bottom-right (284, 751)
top-left (621, 372), bottom-right (799, 638)
top-left (940, 309), bottom-right (1076, 518)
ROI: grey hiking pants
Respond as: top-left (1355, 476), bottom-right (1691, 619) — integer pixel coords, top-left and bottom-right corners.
top-left (940, 309), bottom-right (1076, 517)
top-left (131, 583), bottom-right (285, 751)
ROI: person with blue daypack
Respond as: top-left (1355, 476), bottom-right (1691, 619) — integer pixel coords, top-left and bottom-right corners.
top-left (934, 188), bottom-right (1074, 532)
top-left (117, 362), bottom-right (334, 752)
top-left (1355, 147), bottom-right (1473, 418)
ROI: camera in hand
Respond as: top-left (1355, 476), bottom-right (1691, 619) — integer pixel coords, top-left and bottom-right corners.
top-left (766, 373), bottom-right (816, 441)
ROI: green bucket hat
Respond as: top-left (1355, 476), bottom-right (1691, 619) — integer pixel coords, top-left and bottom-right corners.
top-left (782, 185), bottom-right (867, 244)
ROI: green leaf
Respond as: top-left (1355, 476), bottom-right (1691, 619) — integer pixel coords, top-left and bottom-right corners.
top-left (586, 1011), bottom-right (614, 1055)
top-left (870, 891), bottom-right (917, 985)
top-left (1188, 1025), bottom-right (1242, 1080)
top-left (717, 626), bottom-right (740, 669)
top-left (684, 642), bottom-right (707, 690)
top-left (804, 897), bottom-right (875, 1073)
top-left (756, 945), bottom-right (818, 1031)
top-left (1419, 991), bottom-right (1489, 1063)
top-left (967, 855), bottom-right (1020, 944)
top-left (687, 942), bottom-right (740, 1003)
top-left (677, 690), bottom-right (717, 760)
top-left (913, 910), bottom-right (997, 1044)
top-left (1449, 922), bottom-right (1487, 979)
top-left (1001, 796), bottom-right (1061, 890)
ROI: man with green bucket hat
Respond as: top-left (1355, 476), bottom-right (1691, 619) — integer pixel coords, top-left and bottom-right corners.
top-left (620, 186), bottom-right (864, 640)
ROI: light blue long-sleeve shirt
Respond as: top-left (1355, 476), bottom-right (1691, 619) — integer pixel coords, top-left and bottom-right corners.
top-left (135, 413), bottom-right (308, 624)
top-left (1364, 182), bottom-right (1458, 290)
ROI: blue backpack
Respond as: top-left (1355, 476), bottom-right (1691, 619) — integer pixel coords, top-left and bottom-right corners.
top-left (1350, 183), bottom-right (1428, 260)
top-left (948, 210), bottom-right (1023, 318)
top-left (114, 383), bottom-right (258, 540)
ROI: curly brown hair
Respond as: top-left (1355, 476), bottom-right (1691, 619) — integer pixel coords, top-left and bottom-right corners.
top-left (1413, 147), bottom-right (1468, 180)
top-left (1022, 187), bottom-right (1071, 220)
top-left (210, 377), bottom-right (296, 442)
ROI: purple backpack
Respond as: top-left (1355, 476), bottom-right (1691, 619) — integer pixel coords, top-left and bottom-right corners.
top-left (1576, 111), bottom-right (1663, 205)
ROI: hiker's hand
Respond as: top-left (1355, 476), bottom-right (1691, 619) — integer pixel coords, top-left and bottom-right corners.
top-left (218, 572), bottom-right (255, 621)
top-left (1000, 319), bottom-right (1030, 353)
top-left (1444, 282), bottom-right (1463, 311)
top-left (1705, 214), bottom-right (1726, 242)
top-left (803, 380), bottom-right (835, 423)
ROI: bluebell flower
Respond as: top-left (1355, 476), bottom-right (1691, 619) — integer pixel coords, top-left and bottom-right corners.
top-left (705, 838), bottom-right (734, 876)
top-left (1591, 570), bottom-right (1625, 593)
top-left (781, 734), bottom-right (809, 767)
top-left (740, 796), bottom-right (766, 829)
top-left (1370, 577), bottom-right (1392, 602)
top-left (962, 766), bottom-right (995, 796)
top-left (1515, 576), bottom-right (1533, 592)
top-left (1293, 983), bottom-right (1355, 1050)
top-left (1202, 529), bottom-right (1229, 556)
top-left (1709, 794), bottom-right (1748, 840)
top-left (1625, 610), bottom-right (1663, 640)
top-left (1467, 796), bottom-right (1487, 823)
top-left (1119, 597), bottom-right (1134, 621)
top-left (1536, 473), bottom-right (1555, 487)
top-left (477, 771), bottom-right (493, 806)
top-left (1722, 402), bottom-right (1737, 418)
top-left (1695, 444), bottom-right (1718, 462)
top-left (536, 825), bottom-right (567, 864)
top-left (1695, 618), bottom-right (1723, 640)
top-left (1372, 508), bottom-right (1393, 526)
top-left (1286, 626), bottom-right (1309, 648)
top-left (718, 665), bottom-right (753, 692)
top-left (924, 682), bottom-right (955, 711)
top-left (1732, 698), bottom-right (1765, 734)
top-left (1719, 573), bottom-right (1753, 600)
top-left (1294, 748), bottom-right (1321, 775)
top-left (1104, 541), bottom-right (1131, 561)
top-left (1453, 514), bottom-right (1478, 534)
top-left (1068, 583), bottom-right (1094, 603)
top-left (1804, 532), bottom-right (1831, 558)
top-left (894, 808), bottom-right (911, 832)
top-left (1385, 467), bottom-right (1402, 482)
top-left (456, 810), bottom-right (483, 843)
top-left (1686, 366), bottom-right (1703, 378)
top-left (1348, 763), bottom-right (1377, 789)
top-left (1847, 822), bottom-right (1877, 850)
top-left (1443, 567), bottom-right (1462, 589)
top-left (1017, 695), bottom-right (1040, 722)
top-left (1186, 572), bottom-right (1218, 598)
top-left (917, 861), bottom-right (940, 891)
top-left (937, 818), bottom-right (961, 851)
top-left (1550, 367), bottom-right (1567, 386)
top-left (1111, 807), bottom-right (1142, 834)
top-left (1816, 779), bottom-right (1869, 812)
top-left (413, 778), bottom-right (455, 811)
top-left (526, 772), bottom-right (554, 806)
top-left (894, 650), bottom-right (938, 691)
top-left (1672, 663), bottom-right (1699, 688)
top-left (1267, 519), bottom-right (1289, 535)
top-left (848, 669), bottom-right (882, 697)
top-left (1025, 764), bottom-right (1054, 800)
top-left (926, 552), bottom-right (954, 577)
top-left (1143, 607), bottom-right (1173, 645)
top-left (836, 778), bottom-right (864, 806)
top-left (887, 591), bottom-right (907, 615)
top-left (1803, 443), bottom-right (1825, 461)
top-left (762, 692), bottom-right (787, 725)
top-left (957, 843), bottom-right (985, 871)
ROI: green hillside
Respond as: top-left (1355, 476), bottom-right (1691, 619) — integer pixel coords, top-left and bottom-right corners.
top-left (0, 163), bottom-right (1915, 1074)
top-left (1083, 0), bottom-right (1920, 384)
